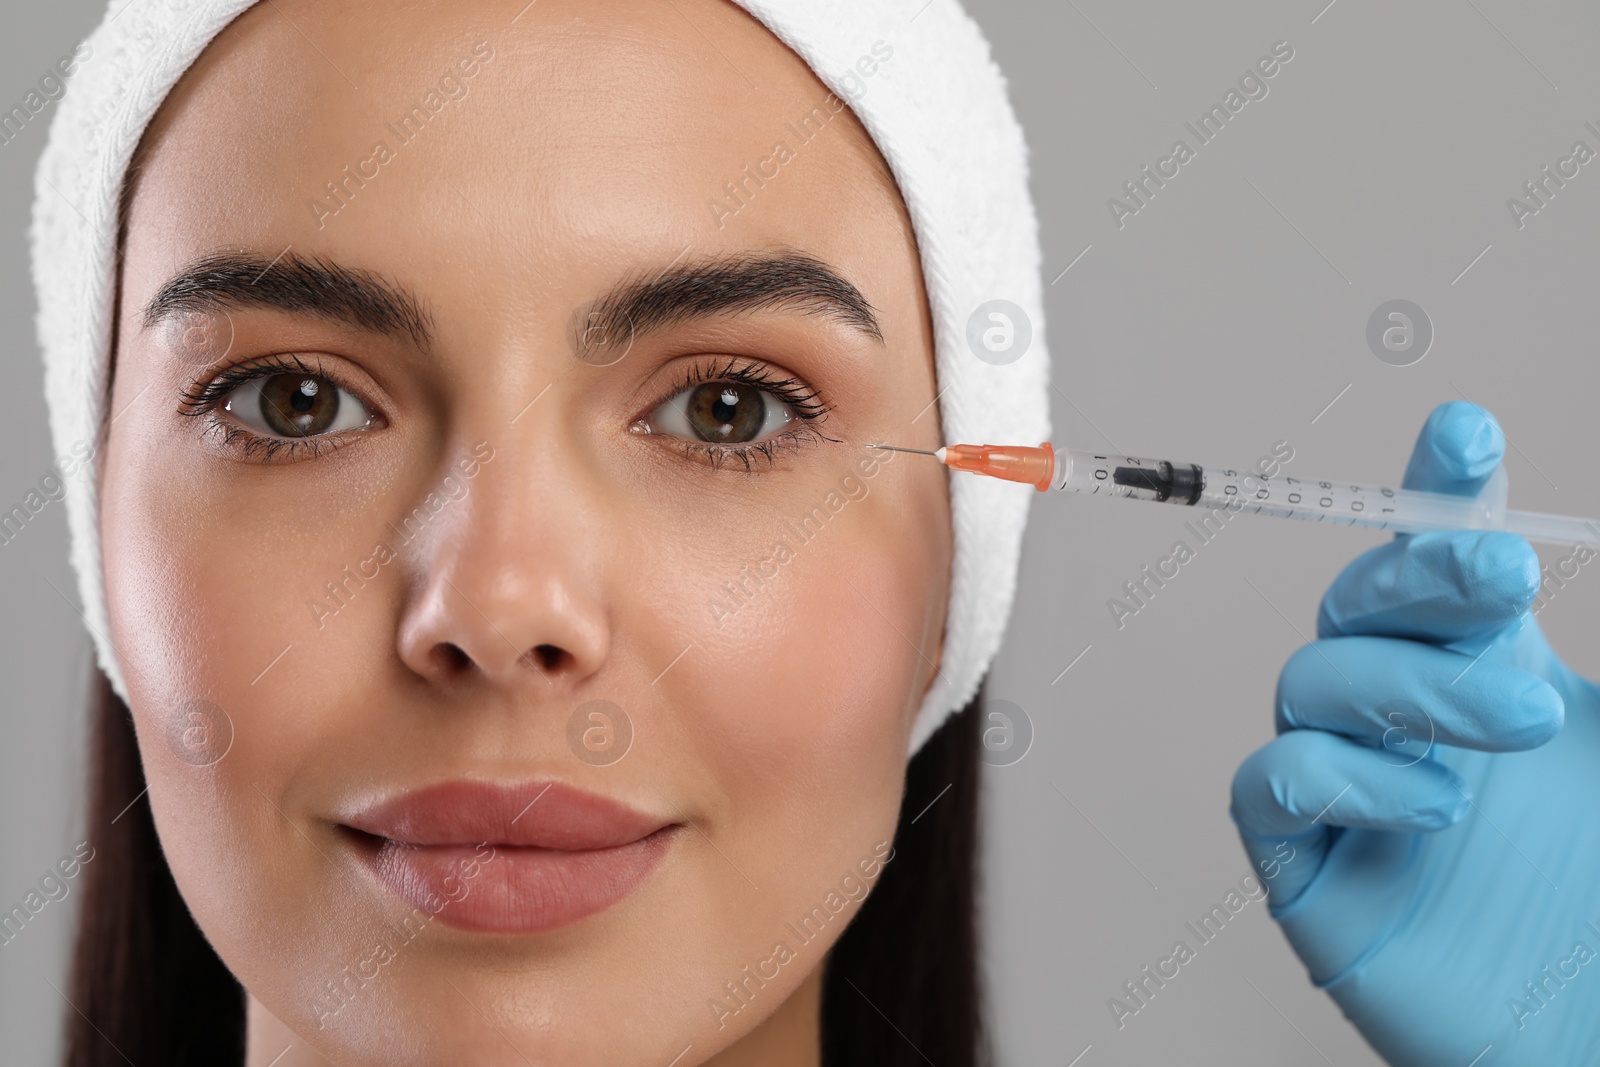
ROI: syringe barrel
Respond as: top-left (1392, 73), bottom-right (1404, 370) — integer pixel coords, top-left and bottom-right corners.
top-left (1050, 448), bottom-right (1505, 536)
top-left (1050, 449), bottom-right (1205, 504)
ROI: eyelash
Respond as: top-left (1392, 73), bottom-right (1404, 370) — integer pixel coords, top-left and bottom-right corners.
top-left (178, 351), bottom-right (370, 464)
top-left (646, 356), bottom-right (838, 471)
top-left (177, 352), bottom-right (838, 470)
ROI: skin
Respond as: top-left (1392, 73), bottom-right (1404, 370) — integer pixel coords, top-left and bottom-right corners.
top-left (100, 1), bottom-right (951, 1064)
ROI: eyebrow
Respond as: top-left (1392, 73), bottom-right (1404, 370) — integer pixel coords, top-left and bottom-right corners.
top-left (141, 247), bottom-right (884, 357)
top-left (142, 251), bottom-right (436, 351)
top-left (577, 249), bottom-right (885, 358)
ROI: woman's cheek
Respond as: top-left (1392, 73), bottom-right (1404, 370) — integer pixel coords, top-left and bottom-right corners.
top-left (671, 474), bottom-right (942, 774)
top-left (101, 442), bottom-right (386, 949)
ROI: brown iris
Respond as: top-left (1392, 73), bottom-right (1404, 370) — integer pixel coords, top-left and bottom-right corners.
top-left (257, 375), bottom-right (340, 437)
top-left (684, 381), bottom-right (767, 442)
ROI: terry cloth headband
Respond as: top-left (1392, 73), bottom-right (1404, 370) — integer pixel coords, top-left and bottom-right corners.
top-left (31, 0), bottom-right (1051, 756)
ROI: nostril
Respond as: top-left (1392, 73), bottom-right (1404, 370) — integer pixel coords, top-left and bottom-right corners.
top-left (531, 644), bottom-right (565, 672)
top-left (434, 643), bottom-right (472, 673)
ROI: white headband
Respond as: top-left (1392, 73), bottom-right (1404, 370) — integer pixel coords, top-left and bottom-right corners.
top-left (31, 0), bottom-right (1050, 756)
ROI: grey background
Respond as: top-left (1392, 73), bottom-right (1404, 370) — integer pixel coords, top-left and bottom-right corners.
top-left (3, 1), bottom-right (1599, 1064)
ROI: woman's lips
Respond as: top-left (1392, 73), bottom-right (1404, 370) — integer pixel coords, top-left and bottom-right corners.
top-left (339, 781), bottom-right (677, 934)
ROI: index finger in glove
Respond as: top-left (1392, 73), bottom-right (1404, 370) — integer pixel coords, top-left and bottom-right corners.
top-left (1401, 400), bottom-right (1505, 496)
top-left (1319, 400), bottom-right (1528, 646)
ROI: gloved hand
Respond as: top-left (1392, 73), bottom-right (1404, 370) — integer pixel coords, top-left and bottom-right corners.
top-left (1231, 400), bottom-right (1600, 1065)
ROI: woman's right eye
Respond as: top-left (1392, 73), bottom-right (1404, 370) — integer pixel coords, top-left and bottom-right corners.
top-left (221, 372), bottom-right (375, 440)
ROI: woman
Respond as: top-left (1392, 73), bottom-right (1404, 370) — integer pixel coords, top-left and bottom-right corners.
top-left (33, 0), bottom-right (1048, 1063)
top-left (46, 2), bottom-right (1597, 1065)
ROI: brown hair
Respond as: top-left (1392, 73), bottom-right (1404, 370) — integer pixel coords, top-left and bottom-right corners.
top-left (821, 683), bottom-right (990, 1066)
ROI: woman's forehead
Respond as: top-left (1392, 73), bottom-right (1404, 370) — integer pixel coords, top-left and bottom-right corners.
top-left (124, 0), bottom-right (905, 287)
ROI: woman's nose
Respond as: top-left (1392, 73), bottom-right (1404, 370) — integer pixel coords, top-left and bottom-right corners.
top-left (394, 440), bottom-right (610, 693)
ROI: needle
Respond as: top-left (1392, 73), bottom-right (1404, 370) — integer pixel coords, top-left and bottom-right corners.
top-left (866, 443), bottom-right (943, 456)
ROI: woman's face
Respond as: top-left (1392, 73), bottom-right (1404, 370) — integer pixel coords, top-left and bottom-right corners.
top-left (100, 0), bottom-right (950, 1063)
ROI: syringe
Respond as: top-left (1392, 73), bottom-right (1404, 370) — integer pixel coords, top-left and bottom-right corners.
top-left (867, 441), bottom-right (1600, 548)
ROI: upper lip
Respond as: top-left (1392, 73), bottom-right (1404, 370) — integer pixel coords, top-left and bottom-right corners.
top-left (341, 780), bottom-right (672, 850)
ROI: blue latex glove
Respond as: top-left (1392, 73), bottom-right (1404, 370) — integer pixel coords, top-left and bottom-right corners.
top-left (1231, 400), bottom-right (1600, 1064)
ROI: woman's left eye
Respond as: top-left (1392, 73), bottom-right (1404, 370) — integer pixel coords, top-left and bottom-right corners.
top-left (642, 380), bottom-right (797, 444)
top-left (222, 372), bottom-right (374, 439)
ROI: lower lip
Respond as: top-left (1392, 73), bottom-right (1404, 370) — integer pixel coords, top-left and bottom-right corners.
top-left (343, 827), bottom-right (677, 934)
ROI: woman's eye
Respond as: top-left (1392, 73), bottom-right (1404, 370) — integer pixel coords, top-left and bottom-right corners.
top-left (645, 381), bottom-right (795, 444)
top-left (222, 373), bottom-right (374, 439)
